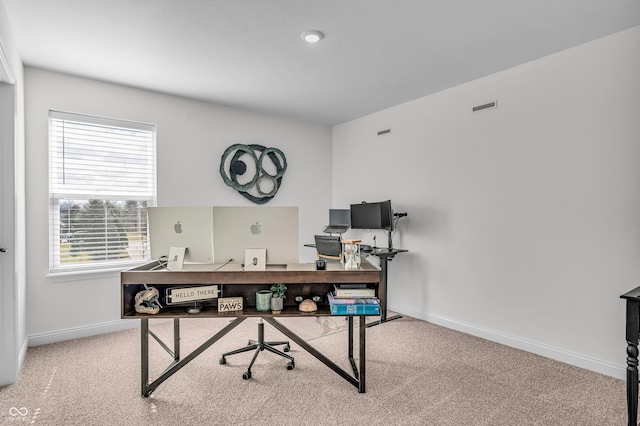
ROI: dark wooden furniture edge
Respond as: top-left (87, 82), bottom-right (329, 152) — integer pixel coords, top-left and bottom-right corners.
top-left (622, 287), bottom-right (640, 426)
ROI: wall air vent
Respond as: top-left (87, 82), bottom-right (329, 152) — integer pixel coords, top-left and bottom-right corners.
top-left (472, 101), bottom-right (498, 113)
top-left (377, 129), bottom-right (391, 135)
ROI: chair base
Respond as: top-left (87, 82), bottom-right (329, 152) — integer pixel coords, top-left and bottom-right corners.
top-left (219, 320), bottom-right (295, 379)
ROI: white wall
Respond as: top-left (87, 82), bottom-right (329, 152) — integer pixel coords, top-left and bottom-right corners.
top-left (20, 23), bottom-right (640, 379)
top-left (333, 26), bottom-right (640, 378)
top-left (24, 68), bottom-right (332, 341)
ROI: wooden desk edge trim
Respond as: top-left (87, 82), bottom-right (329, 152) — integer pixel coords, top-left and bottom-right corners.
top-left (122, 262), bottom-right (381, 285)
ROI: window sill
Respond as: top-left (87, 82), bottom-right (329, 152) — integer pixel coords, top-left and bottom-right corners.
top-left (48, 261), bottom-right (150, 282)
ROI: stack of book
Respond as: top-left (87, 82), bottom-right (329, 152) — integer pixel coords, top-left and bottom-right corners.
top-left (328, 284), bottom-right (379, 315)
top-left (332, 284), bottom-right (375, 298)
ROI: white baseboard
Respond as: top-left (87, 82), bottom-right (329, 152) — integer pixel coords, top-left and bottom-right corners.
top-left (28, 319), bottom-right (141, 347)
top-left (392, 304), bottom-right (626, 381)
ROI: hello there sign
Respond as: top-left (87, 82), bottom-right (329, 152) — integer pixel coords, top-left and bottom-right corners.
top-left (166, 285), bottom-right (219, 304)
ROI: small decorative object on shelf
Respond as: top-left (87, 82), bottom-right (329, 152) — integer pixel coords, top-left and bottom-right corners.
top-left (218, 297), bottom-right (243, 312)
top-left (134, 286), bottom-right (162, 314)
top-left (165, 284), bottom-right (219, 314)
top-left (298, 299), bottom-right (317, 312)
top-left (270, 283), bottom-right (287, 314)
top-left (341, 239), bottom-right (361, 270)
top-left (255, 290), bottom-right (272, 312)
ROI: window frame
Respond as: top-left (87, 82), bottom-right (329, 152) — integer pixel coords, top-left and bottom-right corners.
top-left (48, 110), bottom-right (157, 274)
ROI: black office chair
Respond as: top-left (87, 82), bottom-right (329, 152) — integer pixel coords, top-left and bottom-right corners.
top-left (314, 235), bottom-right (342, 262)
top-left (219, 319), bottom-right (294, 379)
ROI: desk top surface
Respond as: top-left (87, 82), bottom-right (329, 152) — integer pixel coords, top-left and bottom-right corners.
top-left (621, 285), bottom-right (640, 300)
top-left (304, 243), bottom-right (408, 256)
top-left (128, 261), bottom-right (375, 272)
top-left (365, 247), bottom-right (408, 256)
top-left (122, 259), bottom-right (381, 285)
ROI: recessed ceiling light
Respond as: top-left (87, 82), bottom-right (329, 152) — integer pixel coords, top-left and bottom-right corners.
top-left (301, 30), bottom-right (324, 43)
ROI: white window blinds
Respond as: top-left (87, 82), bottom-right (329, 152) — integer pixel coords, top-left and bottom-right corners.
top-left (49, 110), bottom-right (157, 273)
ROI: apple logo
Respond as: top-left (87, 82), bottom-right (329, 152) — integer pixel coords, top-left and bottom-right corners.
top-left (174, 221), bottom-right (183, 233)
top-left (250, 221), bottom-right (261, 235)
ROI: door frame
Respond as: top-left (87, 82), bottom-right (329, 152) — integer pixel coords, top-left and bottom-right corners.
top-left (0, 39), bottom-right (19, 385)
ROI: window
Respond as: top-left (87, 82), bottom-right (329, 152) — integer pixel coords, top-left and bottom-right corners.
top-left (49, 110), bottom-right (157, 273)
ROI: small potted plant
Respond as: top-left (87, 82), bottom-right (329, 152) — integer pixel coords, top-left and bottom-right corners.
top-left (270, 283), bottom-right (287, 314)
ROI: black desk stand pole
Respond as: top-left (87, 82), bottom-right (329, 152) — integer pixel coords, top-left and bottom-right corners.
top-left (367, 253), bottom-right (402, 328)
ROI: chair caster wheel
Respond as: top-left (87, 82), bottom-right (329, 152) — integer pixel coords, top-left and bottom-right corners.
top-left (219, 357), bottom-right (226, 365)
top-left (286, 361), bottom-right (294, 370)
top-left (284, 345), bottom-right (290, 352)
top-left (242, 371), bottom-right (251, 380)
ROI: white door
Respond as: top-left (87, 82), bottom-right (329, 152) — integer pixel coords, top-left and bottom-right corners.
top-left (0, 70), bottom-right (18, 384)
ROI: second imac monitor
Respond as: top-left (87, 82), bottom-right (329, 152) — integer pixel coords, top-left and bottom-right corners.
top-left (212, 206), bottom-right (299, 266)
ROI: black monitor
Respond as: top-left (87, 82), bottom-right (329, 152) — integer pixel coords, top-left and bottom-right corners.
top-left (350, 200), bottom-right (393, 231)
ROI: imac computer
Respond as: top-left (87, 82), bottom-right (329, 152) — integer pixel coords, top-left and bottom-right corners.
top-left (211, 206), bottom-right (299, 266)
top-left (148, 206), bottom-right (215, 264)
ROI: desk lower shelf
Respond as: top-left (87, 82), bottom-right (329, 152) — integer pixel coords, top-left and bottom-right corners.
top-left (124, 306), bottom-right (335, 318)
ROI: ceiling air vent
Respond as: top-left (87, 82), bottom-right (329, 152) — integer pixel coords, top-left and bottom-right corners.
top-left (377, 129), bottom-right (391, 136)
top-left (472, 101), bottom-right (498, 113)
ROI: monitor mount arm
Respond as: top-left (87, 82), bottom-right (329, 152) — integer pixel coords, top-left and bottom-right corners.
top-left (388, 212), bottom-right (408, 250)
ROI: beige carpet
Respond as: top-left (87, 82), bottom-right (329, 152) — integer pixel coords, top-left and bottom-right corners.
top-left (0, 314), bottom-right (627, 425)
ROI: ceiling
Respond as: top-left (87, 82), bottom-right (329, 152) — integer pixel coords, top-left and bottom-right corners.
top-left (3, 0), bottom-right (640, 126)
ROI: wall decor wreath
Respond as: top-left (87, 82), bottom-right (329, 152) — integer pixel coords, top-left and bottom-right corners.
top-left (219, 143), bottom-right (287, 204)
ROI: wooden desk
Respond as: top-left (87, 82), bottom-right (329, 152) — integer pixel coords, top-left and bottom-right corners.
top-left (621, 286), bottom-right (640, 426)
top-left (121, 261), bottom-right (381, 396)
